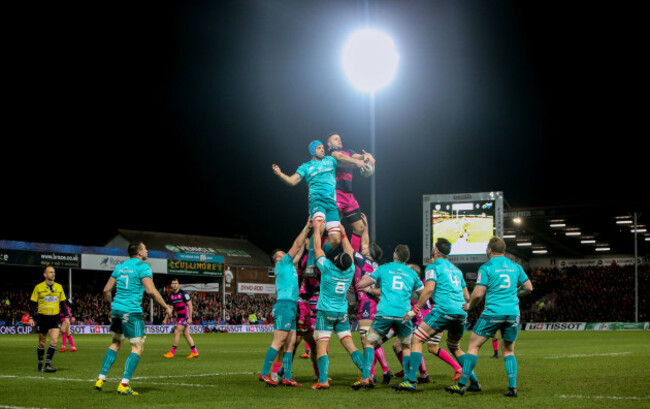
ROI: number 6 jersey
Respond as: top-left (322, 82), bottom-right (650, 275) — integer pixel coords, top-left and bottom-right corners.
top-left (370, 262), bottom-right (423, 318)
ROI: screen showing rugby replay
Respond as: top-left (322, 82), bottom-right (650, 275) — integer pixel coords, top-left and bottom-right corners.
top-left (431, 201), bottom-right (494, 255)
top-left (423, 192), bottom-right (503, 264)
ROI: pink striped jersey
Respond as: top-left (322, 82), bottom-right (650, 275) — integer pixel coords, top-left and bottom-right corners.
top-left (169, 290), bottom-right (190, 318)
top-left (329, 147), bottom-right (356, 193)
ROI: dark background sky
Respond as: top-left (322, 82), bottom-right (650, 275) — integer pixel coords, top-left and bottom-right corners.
top-left (3, 1), bottom-right (646, 264)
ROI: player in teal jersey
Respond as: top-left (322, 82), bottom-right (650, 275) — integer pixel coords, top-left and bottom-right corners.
top-left (310, 219), bottom-right (364, 390)
top-left (446, 236), bottom-right (533, 398)
top-left (259, 218), bottom-right (312, 387)
top-left (397, 238), bottom-right (477, 392)
top-left (272, 140), bottom-right (367, 265)
top-left (94, 242), bottom-right (172, 396)
top-left (353, 244), bottom-right (423, 390)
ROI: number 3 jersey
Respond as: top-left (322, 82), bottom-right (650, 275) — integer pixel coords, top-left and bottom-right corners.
top-left (425, 258), bottom-right (467, 316)
top-left (111, 258), bottom-right (153, 314)
top-left (370, 262), bottom-right (423, 318)
top-left (476, 256), bottom-right (529, 316)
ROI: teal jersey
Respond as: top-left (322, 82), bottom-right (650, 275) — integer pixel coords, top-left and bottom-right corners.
top-left (371, 262), bottom-right (424, 317)
top-left (316, 255), bottom-right (355, 313)
top-left (295, 156), bottom-right (338, 205)
top-left (111, 258), bottom-right (153, 314)
top-left (425, 258), bottom-right (467, 315)
top-left (477, 256), bottom-right (530, 316)
top-left (275, 253), bottom-right (299, 302)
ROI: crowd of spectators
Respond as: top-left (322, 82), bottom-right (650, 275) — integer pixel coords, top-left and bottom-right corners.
top-left (1, 264), bottom-right (647, 327)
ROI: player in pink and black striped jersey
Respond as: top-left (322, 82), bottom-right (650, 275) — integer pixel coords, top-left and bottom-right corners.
top-left (163, 278), bottom-right (198, 359)
top-left (326, 133), bottom-right (375, 252)
top-left (59, 299), bottom-right (76, 352)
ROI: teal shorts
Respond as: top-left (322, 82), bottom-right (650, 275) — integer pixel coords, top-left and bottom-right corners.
top-left (315, 310), bottom-right (350, 333)
top-left (473, 314), bottom-right (520, 342)
top-left (272, 300), bottom-right (297, 332)
top-left (110, 310), bottom-right (145, 339)
top-left (371, 316), bottom-right (412, 339)
top-left (309, 198), bottom-right (340, 224)
top-left (423, 310), bottom-right (466, 338)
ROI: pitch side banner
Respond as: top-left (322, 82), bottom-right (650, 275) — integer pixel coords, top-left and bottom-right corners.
top-left (237, 282), bottom-right (275, 294)
top-left (586, 322), bottom-right (650, 331)
top-left (207, 325), bottom-right (274, 333)
top-left (0, 249), bottom-right (80, 268)
top-left (81, 254), bottom-right (168, 274)
top-left (524, 322), bottom-right (586, 331)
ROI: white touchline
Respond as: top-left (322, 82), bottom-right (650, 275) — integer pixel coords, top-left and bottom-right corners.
top-left (544, 352), bottom-right (630, 359)
top-left (0, 374), bottom-right (215, 387)
top-left (132, 371), bottom-right (256, 379)
top-left (557, 395), bottom-right (650, 400)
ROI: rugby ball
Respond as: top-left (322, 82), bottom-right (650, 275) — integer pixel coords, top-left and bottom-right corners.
top-left (360, 164), bottom-right (374, 178)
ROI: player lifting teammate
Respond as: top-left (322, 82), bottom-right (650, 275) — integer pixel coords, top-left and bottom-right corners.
top-left (259, 218), bottom-right (312, 387)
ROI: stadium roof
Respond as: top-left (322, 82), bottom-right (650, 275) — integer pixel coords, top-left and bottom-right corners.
top-left (106, 229), bottom-right (272, 268)
top-left (503, 202), bottom-right (650, 261)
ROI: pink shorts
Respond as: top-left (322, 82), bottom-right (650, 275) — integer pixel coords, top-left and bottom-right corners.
top-left (336, 191), bottom-right (360, 214)
top-left (298, 301), bottom-right (311, 323)
top-left (176, 317), bottom-right (188, 326)
top-left (358, 298), bottom-right (378, 321)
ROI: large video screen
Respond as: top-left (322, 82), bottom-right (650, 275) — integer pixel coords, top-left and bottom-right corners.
top-left (423, 192), bottom-right (503, 264)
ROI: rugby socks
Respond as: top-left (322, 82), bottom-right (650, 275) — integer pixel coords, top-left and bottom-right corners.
top-left (436, 348), bottom-right (462, 372)
top-left (190, 345), bottom-right (197, 354)
top-left (375, 347), bottom-right (390, 373)
top-left (362, 347), bottom-right (374, 379)
top-left (261, 347), bottom-right (278, 376)
top-left (37, 346), bottom-right (45, 368)
top-left (407, 352), bottom-right (422, 383)
top-left (46, 345), bottom-right (56, 364)
top-left (122, 353), bottom-right (140, 383)
top-left (99, 348), bottom-right (117, 377)
top-left (351, 350), bottom-right (364, 372)
top-left (68, 334), bottom-right (75, 348)
top-left (305, 343), bottom-right (310, 353)
top-left (272, 362), bottom-right (282, 374)
top-left (458, 354), bottom-right (478, 386)
top-left (504, 355), bottom-right (517, 388)
top-left (282, 352), bottom-right (293, 380)
top-left (419, 355), bottom-right (427, 375)
top-left (61, 334), bottom-right (67, 348)
top-left (170, 345), bottom-right (177, 356)
top-left (493, 339), bottom-right (499, 353)
top-left (317, 355), bottom-right (329, 384)
top-left (370, 356), bottom-right (376, 376)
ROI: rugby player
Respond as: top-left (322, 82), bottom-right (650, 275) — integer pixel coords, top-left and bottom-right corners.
top-left (446, 236), bottom-right (533, 397)
top-left (59, 299), bottom-right (76, 352)
top-left (352, 245), bottom-right (423, 390)
top-left (397, 238), bottom-right (475, 392)
top-left (163, 278), bottom-right (199, 359)
top-left (94, 242), bottom-right (173, 395)
top-left (272, 140), bottom-right (367, 274)
top-left (311, 219), bottom-right (364, 390)
top-left (326, 132), bottom-right (375, 251)
top-left (29, 266), bottom-right (68, 373)
top-left (259, 218), bottom-right (312, 387)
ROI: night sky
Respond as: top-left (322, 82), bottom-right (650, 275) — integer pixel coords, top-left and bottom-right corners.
top-left (4, 1), bottom-right (646, 264)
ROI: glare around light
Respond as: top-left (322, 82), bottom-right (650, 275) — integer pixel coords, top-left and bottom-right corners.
top-left (342, 28), bottom-right (399, 93)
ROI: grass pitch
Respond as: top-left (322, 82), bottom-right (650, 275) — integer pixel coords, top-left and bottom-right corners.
top-left (0, 331), bottom-right (649, 408)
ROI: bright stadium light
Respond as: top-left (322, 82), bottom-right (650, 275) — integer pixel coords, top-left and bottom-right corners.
top-left (342, 28), bottom-right (400, 93)
top-left (341, 27), bottom-right (400, 242)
